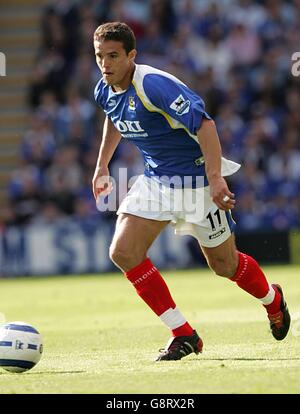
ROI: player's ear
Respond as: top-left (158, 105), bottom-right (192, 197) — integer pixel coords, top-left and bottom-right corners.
top-left (128, 49), bottom-right (137, 61)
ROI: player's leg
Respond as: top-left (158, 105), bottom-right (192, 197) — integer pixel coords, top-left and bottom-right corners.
top-left (200, 231), bottom-right (290, 341)
top-left (110, 213), bottom-right (203, 359)
top-left (109, 212), bottom-right (169, 271)
top-left (200, 232), bottom-right (239, 278)
top-left (176, 185), bottom-right (290, 341)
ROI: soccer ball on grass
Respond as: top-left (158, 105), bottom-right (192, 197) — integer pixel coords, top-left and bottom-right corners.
top-left (0, 321), bottom-right (43, 373)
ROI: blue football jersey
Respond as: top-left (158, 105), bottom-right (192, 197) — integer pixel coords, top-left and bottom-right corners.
top-left (94, 64), bottom-right (240, 187)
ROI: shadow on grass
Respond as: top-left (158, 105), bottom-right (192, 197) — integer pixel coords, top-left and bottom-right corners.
top-left (198, 357), bottom-right (300, 361)
top-left (0, 370), bottom-right (86, 375)
top-left (30, 370), bottom-right (87, 375)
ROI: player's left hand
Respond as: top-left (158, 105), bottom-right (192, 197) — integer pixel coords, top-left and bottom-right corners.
top-left (209, 176), bottom-right (236, 211)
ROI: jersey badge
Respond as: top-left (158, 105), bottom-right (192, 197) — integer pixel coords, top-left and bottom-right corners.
top-left (170, 94), bottom-right (190, 116)
top-left (128, 96), bottom-right (136, 111)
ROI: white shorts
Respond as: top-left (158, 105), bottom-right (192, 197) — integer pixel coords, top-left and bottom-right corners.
top-left (117, 175), bottom-right (236, 248)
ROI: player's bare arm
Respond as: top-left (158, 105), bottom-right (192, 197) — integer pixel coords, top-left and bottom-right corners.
top-left (197, 118), bottom-right (235, 211)
top-left (92, 116), bottom-right (122, 200)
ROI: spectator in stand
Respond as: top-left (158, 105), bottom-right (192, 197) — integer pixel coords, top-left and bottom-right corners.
top-left (233, 192), bottom-right (264, 232)
top-left (137, 21), bottom-right (168, 68)
top-left (55, 83), bottom-right (96, 145)
top-left (42, 0), bottom-right (80, 66)
top-left (150, 0), bottom-right (177, 38)
top-left (21, 112), bottom-right (56, 170)
top-left (262, 193), bottom-right (298, 231)
top-left (8, 164), bottom-right (44, 225)
top-left (225, 22), bottom-right (261, 67)
top-left (73, 53), bottom-right (99, 100)
top-left (31, 201), bottom-right (66, 226)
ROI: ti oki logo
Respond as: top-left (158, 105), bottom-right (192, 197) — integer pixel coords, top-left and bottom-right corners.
top-left (116, 120), bottom-right (145, 133)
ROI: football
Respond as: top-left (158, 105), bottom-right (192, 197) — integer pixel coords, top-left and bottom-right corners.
top-left (0, 321), bottom-right (43, 373)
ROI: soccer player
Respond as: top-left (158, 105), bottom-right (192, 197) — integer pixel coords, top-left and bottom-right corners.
top-left (92, 22), bottom-right (290, 361)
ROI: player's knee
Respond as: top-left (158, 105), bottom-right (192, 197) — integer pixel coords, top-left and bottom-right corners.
top-left (208, 257), bottom-right (237, 278)
top-left (109, 244), bottom-right (129, 268)
top-left (109, 243), bottom-right (144, 271)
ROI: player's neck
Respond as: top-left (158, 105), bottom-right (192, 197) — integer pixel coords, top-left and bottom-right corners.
top-left (112, 63), bottom-right (136, 93)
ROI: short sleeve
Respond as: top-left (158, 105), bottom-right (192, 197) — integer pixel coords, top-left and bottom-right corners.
top-left (143, 74), bottom-right (212, 135)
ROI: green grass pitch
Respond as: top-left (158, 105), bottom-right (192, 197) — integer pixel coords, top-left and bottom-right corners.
top-left (0, 265), bottom-right (300, 394)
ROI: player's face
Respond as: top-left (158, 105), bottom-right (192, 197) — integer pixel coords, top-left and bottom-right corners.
top-left (94, 39), bottom-right (136, 91)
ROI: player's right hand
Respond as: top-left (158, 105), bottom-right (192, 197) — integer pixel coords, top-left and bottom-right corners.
top-left (209, 176), bottom-right (235, 211)
top-left (92, 165), bottom-right (113, 200)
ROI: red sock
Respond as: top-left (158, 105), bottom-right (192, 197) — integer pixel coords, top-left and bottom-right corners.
top-left (125, 258), bottom-right (193, 336)
top-left (230, 252), bottom-right (281, 314)
top-left (172, 322), bottom-right (194, 337)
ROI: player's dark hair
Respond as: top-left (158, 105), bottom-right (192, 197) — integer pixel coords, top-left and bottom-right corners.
top-left (94, 22), bottom-right (136, 54)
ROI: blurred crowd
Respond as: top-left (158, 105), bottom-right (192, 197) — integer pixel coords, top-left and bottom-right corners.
top-left (4, 0), bottom-right (300, 233)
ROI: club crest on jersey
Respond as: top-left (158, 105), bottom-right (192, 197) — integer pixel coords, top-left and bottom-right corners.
top-left (170, 94), bottom-right (190, 116)
top-left (128, 96), bottom-right (136, 111)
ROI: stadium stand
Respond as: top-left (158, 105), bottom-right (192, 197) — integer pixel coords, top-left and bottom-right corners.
top-left (0, 0), bottom-right (49, 216)
top-left (1, 0), bottom-right (300, 234)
